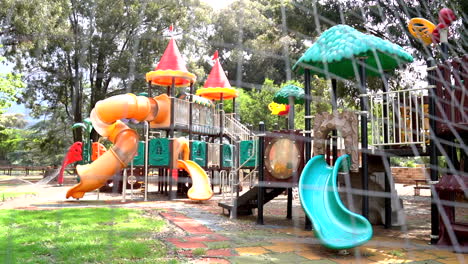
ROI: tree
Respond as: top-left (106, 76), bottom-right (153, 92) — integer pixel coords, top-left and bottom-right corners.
top-left (0, 113), bottom-right (28, 162)
top-left (1, 0), bottom-right (212, 142)
top-left (0, 113), bottom-right (27, 129)
top-left (208, 0), bottom-right (293, 86)
top-left (226, 78), bottom-right (330, 131)
top-left (0, 47), bottom-right (24, 112)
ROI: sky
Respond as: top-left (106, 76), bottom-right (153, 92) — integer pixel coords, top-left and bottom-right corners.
top-left (200, 0), bottom-right (233, 10)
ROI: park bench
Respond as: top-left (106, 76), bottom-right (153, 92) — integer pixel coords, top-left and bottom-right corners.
top-left (414, 179), bottom-right (430, 196)
top-left (0, 165), bottom-right (58, 176)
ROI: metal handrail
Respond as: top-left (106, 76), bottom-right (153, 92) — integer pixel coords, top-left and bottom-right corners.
top-left (224, 114), bottom-right (252, 141)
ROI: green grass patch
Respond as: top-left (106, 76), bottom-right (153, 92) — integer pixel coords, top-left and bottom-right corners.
top-left (192, 248), bottom-right (206, 256)
top-left (207, 241), bottom-right (231, 250)
top-left (0, 191), bottom-right (36, 201)
top-left (388, 250), bottom-right (405, 257)
top-left (0, 208), bottom-right (177, 263)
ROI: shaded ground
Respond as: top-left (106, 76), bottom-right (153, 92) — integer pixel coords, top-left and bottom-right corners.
top-left (0, 176), bottom-right (466, 263)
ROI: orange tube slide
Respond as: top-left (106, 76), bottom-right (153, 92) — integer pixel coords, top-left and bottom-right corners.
top-left (66, 94), bottom-right (161, 199)
top-left (173, 138), bottom-right (213, 201)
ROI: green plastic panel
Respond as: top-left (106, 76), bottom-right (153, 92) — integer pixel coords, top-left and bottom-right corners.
top-left (149, 138), bottom-right (170, 167)
top-left (133, 141), bottom-right (145, 166)
top-left (240, 140), bottom-right (257, 167)
top-left (191, 141), bottom-right (207, 167)
top-left (222, 144), bottom-right (234, 168)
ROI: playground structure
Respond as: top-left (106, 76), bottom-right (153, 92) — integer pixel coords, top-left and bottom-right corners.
top-left (59, 13), bottom-right (467, 251)
top-left (65, 33), bottom-right (256, 202)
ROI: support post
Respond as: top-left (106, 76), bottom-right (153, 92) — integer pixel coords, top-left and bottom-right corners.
top-left (144, 121), bottom-right (149, 201)
top-left (440, 30), bottom-right (459, 172)
top-left (287, 188), bottom-right (293, 219)
top-left (257, 122), bottom-right (265, 225)
top-left (331, 79), bottom-right (338, 165)
top-left (428, 58), bottom-right (440, 244)
top-left (288, 96), bottom-right (295, 130)
top-left (304, 69), bottom-right (312, 230)
top-left (232, 97), bottom-right (236, 119)
top-left (382, 77), bottom-right (391, 228)
top-left (219, 94), bottom-right (224, 169)
top-left (189, 82), bottom-right (194, 141)
top-left (147, 81), bottom-right (152, 97)
top-left (287, 96), bottom-right (294, 220)
top-left (168, 77), bottom-right (176, 200)
top-left (122, 166), bottom-right (128, 202)
top-left (358, 58), bottom-right (369, 219)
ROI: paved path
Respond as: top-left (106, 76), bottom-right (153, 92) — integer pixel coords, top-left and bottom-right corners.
top-left (1, 184), bottom-right (466, 263)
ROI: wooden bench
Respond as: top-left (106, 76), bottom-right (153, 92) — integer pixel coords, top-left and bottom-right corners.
top-left (414, 179), bottom-right (430, 196)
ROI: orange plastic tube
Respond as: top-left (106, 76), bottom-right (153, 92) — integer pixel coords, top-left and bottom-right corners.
top-left (66, 94), bottom-right (160, 199)
top-left (91, 142), bottom-right (107, 161)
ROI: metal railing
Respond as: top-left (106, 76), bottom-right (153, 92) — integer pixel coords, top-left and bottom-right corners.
top-left (219, 139), bottom-right (259, 205)
top-left (369, 87), bottom-right (429, 151)
top-left (207, 142), bottom-right (220, 167)
top-left (192, 104), bottom-right (219, 135)
top-left (224, 113), bottom-right (252, 141)
top-left (173, 98), bottom-right (190, 126)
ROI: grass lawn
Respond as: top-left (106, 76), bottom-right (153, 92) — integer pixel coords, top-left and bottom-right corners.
top-left (0, 208), bottom-right (176, 264)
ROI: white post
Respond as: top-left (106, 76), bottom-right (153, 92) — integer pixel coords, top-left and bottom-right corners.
top-left (122, 163), bottom-right (128, 202)
top-left (144, 121), bottom-right (149, 201)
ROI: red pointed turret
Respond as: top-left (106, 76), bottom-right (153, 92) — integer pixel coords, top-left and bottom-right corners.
top-left (155, 38), bottom-right (189, 74)
top-left (197, 51), bottom-right (237, 100)
top-left (146, 27), bottom-right (196, 87)
top-left (203, 51), bottom-right (231, 89)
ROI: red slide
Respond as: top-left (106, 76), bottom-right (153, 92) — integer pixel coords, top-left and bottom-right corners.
top-left (58, 142), bottom-right (83, 185)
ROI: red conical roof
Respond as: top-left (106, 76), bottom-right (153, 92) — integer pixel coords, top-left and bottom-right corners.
top-left (204, 51), bottom-right (231, 89)
top-left (146, 37), bottom-right (196, 87)
top-left (155, 38), bottom-right (188, 72)
top-left (197, 51), bottom-right (237, 100)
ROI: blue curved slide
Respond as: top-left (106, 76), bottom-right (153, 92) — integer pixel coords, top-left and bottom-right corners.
top-left (299, 155), bottom-right (373, 249)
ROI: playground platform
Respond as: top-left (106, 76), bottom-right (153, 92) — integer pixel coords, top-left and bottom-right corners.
top-left (0, 180), bottom-right (466, 264)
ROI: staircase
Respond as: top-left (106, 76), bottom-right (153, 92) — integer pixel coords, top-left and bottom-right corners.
top-left (224, 113), bottom-right (252, 141)
top-left (218, 186), bottom-right (286, 216)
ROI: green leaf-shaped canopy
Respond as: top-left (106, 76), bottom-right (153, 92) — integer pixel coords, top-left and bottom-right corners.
top-left (292, 25), bottom-right (414, 79)
top-left (273, 84), bottom-right (304, 105)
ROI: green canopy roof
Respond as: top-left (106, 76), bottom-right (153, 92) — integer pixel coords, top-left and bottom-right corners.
top-left (273, 84), bottom-right (304, 105)
top-left (292, 25), bottom-right (414, 79)
top-left (193, 95), bottom-right (215, 107)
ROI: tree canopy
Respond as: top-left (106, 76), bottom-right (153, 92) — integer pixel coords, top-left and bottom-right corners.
top-left (0, 0), bottom-right (465, 165)
top-left (0, 46), bottom-right (24, 112)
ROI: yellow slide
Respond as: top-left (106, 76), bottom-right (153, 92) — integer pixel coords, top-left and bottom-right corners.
top-left (66, 93), bottom-right (167, 199)
top-left (177, 160), bottom-right (214, 201)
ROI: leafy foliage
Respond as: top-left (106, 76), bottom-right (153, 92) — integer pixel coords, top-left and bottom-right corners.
top-left (226, 78), bottom-right (330, 131)
top-left (0, 47), bottom-right (24, 113)
top-left (1, 0), bottom-right (213, 141)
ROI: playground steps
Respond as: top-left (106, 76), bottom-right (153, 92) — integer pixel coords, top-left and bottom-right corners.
top-left (218, 186), bottom-right (286, 216)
